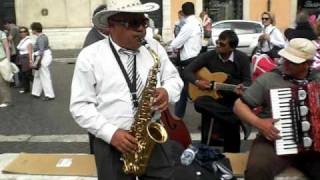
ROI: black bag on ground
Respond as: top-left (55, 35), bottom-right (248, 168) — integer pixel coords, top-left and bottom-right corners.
top-left (179, 144), bottom-right (235, 180)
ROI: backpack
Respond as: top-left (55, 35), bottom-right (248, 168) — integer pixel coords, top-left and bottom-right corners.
top-left (251, 53), bottom-right (277, 80)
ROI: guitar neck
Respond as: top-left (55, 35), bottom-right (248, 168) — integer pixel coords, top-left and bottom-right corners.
top-left (214, 82), bottom-right (238, 92)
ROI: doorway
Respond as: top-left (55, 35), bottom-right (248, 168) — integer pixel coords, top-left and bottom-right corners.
top-left (0, 0), bottom-right (16, 23)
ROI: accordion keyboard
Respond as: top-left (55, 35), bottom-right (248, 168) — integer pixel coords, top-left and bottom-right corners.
top-left (271, 83), bottom-right (320, 155)
top-left (270, 88), bottom-right (299, 155)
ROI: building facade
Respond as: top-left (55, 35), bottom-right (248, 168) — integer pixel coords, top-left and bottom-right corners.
top-left (1, 0), bottom-right (317, 50)
top-left (10, 0), bottom-right (203, 49)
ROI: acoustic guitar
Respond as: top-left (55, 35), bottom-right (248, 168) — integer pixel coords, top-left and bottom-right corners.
top-left (188, 67), bottom-right (243, 101)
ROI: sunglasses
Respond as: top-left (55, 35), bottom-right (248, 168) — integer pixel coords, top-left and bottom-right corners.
top-left (19, 30), bottom-right (27, 33)
top-left (261, 17), bottom-right (270, 21)
top-left (216, 40), bottom-right (227, 47)
top-left (110, 18), bottom-right (149, 29)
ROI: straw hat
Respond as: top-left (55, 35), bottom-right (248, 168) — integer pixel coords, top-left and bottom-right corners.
top-left (278, 38), bottom-right (317, 64)
top-left (92, 0), bottom-right (159, 29)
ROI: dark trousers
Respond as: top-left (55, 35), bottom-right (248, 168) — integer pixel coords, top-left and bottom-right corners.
top-left (246, 135), bottom-right (320, 180)
top-left (174, 57), bottom-right (195, 118)
top-left (194, 96), bottom-right (240, 152)
top-left (94, 138), bottom-right (186, 180)
top-left (21, 70), bottom-right (32, 92)
top-left (88, 132), bottom-right (95, 154)
top-left (174, 77), bottom-right (188, 118)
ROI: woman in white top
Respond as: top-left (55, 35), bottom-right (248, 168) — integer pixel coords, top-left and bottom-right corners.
top-left (258, 11), bottom-right (285, 58)
top-left (16, 26), bottom-right (33, 93)
top-left (0, 22), bottom-right (12, 108)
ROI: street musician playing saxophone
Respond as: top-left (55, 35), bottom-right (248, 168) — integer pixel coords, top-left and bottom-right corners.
top-left (70, 1), bottom-right (185, 179)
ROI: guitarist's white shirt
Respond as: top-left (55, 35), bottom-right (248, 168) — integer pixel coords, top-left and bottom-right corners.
top-left (218, 51), bottom-right (234, 63)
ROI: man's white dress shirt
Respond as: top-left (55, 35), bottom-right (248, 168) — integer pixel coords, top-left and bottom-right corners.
top-left (70, 37), bottom-right (183, 144)
top-left (170, 15), bottom-right (203, 61)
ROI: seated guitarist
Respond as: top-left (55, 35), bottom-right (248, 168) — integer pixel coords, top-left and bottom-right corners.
top-left (184, 30), bottom-right (251, 152)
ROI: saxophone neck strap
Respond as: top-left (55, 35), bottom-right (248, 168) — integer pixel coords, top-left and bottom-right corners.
top-left (109, 39), bottom-right (139, 108)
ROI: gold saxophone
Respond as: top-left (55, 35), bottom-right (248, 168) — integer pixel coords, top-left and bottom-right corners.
top-left (122, 42), bottom-right (168, 176)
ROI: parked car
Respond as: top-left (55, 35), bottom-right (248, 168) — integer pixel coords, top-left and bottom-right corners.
top-left (207, 20), bottom-right (263, 56)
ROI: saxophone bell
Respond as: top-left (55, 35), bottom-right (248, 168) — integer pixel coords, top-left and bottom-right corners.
top-left (147, 121), bottom-right (168, 143)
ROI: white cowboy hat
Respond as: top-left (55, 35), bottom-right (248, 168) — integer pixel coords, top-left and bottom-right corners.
top-left (93, 0), bottom-right (159, 29)
top-left (278, 38), bottom-right (317, 64)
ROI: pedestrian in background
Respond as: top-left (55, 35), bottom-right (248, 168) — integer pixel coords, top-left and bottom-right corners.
top-left (144, 13), bottom-right (155, 29)
top-left (173, 10), bottom-right (185, 37)
top-left (4, 19), bottom-right (21, 87)
top-left (308, 10), bottom-right (318, 30)
top-left (170, 2), bottom-right (203, 119)
top-left (82, 4), bottom-right (109, 48)
top-left (144, 14), bottom-right (154, 40)
top-left (284, 11), bottom-right (320, 71)
top-left (258, 11), bottom-right (285, 59)
top-left (200, 10), bottom-right (212, 39)
top-left (284, 11), bottom-right (318, 41)
top-left (30, 22), bottom-right (55, 101)
top-left (0, 19), bottom-right (12, 108)
top-left (16, 26), bottom-right (33, 94)
top-left (315, 21), bottom-right (320, 38)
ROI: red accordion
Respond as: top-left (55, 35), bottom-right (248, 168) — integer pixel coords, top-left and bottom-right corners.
top-left (270, 82), bottom-right (320, 155)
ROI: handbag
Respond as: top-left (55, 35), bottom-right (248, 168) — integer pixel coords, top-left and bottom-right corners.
top-left (261, 45), bottom-right (282, 59)
top-left (31, 55), bottom-right (42, 70)
top-left (0, 58), bottom-right (14, 82)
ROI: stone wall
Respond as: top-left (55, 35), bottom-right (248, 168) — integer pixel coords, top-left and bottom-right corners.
top-left (15, 0), bottom-right (203, 49)
top-left (15, 0), bottom-right (104, 28)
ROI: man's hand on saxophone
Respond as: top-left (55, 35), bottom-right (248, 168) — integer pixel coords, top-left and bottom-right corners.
top-left (152, 88), bottom-right (169, 112)
top-left (110, 129), bottom-right (138, 155)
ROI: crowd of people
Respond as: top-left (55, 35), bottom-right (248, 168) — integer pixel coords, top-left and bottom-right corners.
top-left (1, 0), bottom-right (320, 179)
top-left (0, 20), bottom-right (55, 108)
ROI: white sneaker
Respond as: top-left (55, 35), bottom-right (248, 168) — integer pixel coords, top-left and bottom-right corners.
top-left (19, 90), bottom-right (25, 94)
top-left (0, 103), bottom-right (9, 108)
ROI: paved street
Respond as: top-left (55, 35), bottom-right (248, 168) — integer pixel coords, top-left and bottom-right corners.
top-left (0, 60), bottom-right (88, 153)
top-left (0, 58), bottom-right (253, 154)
